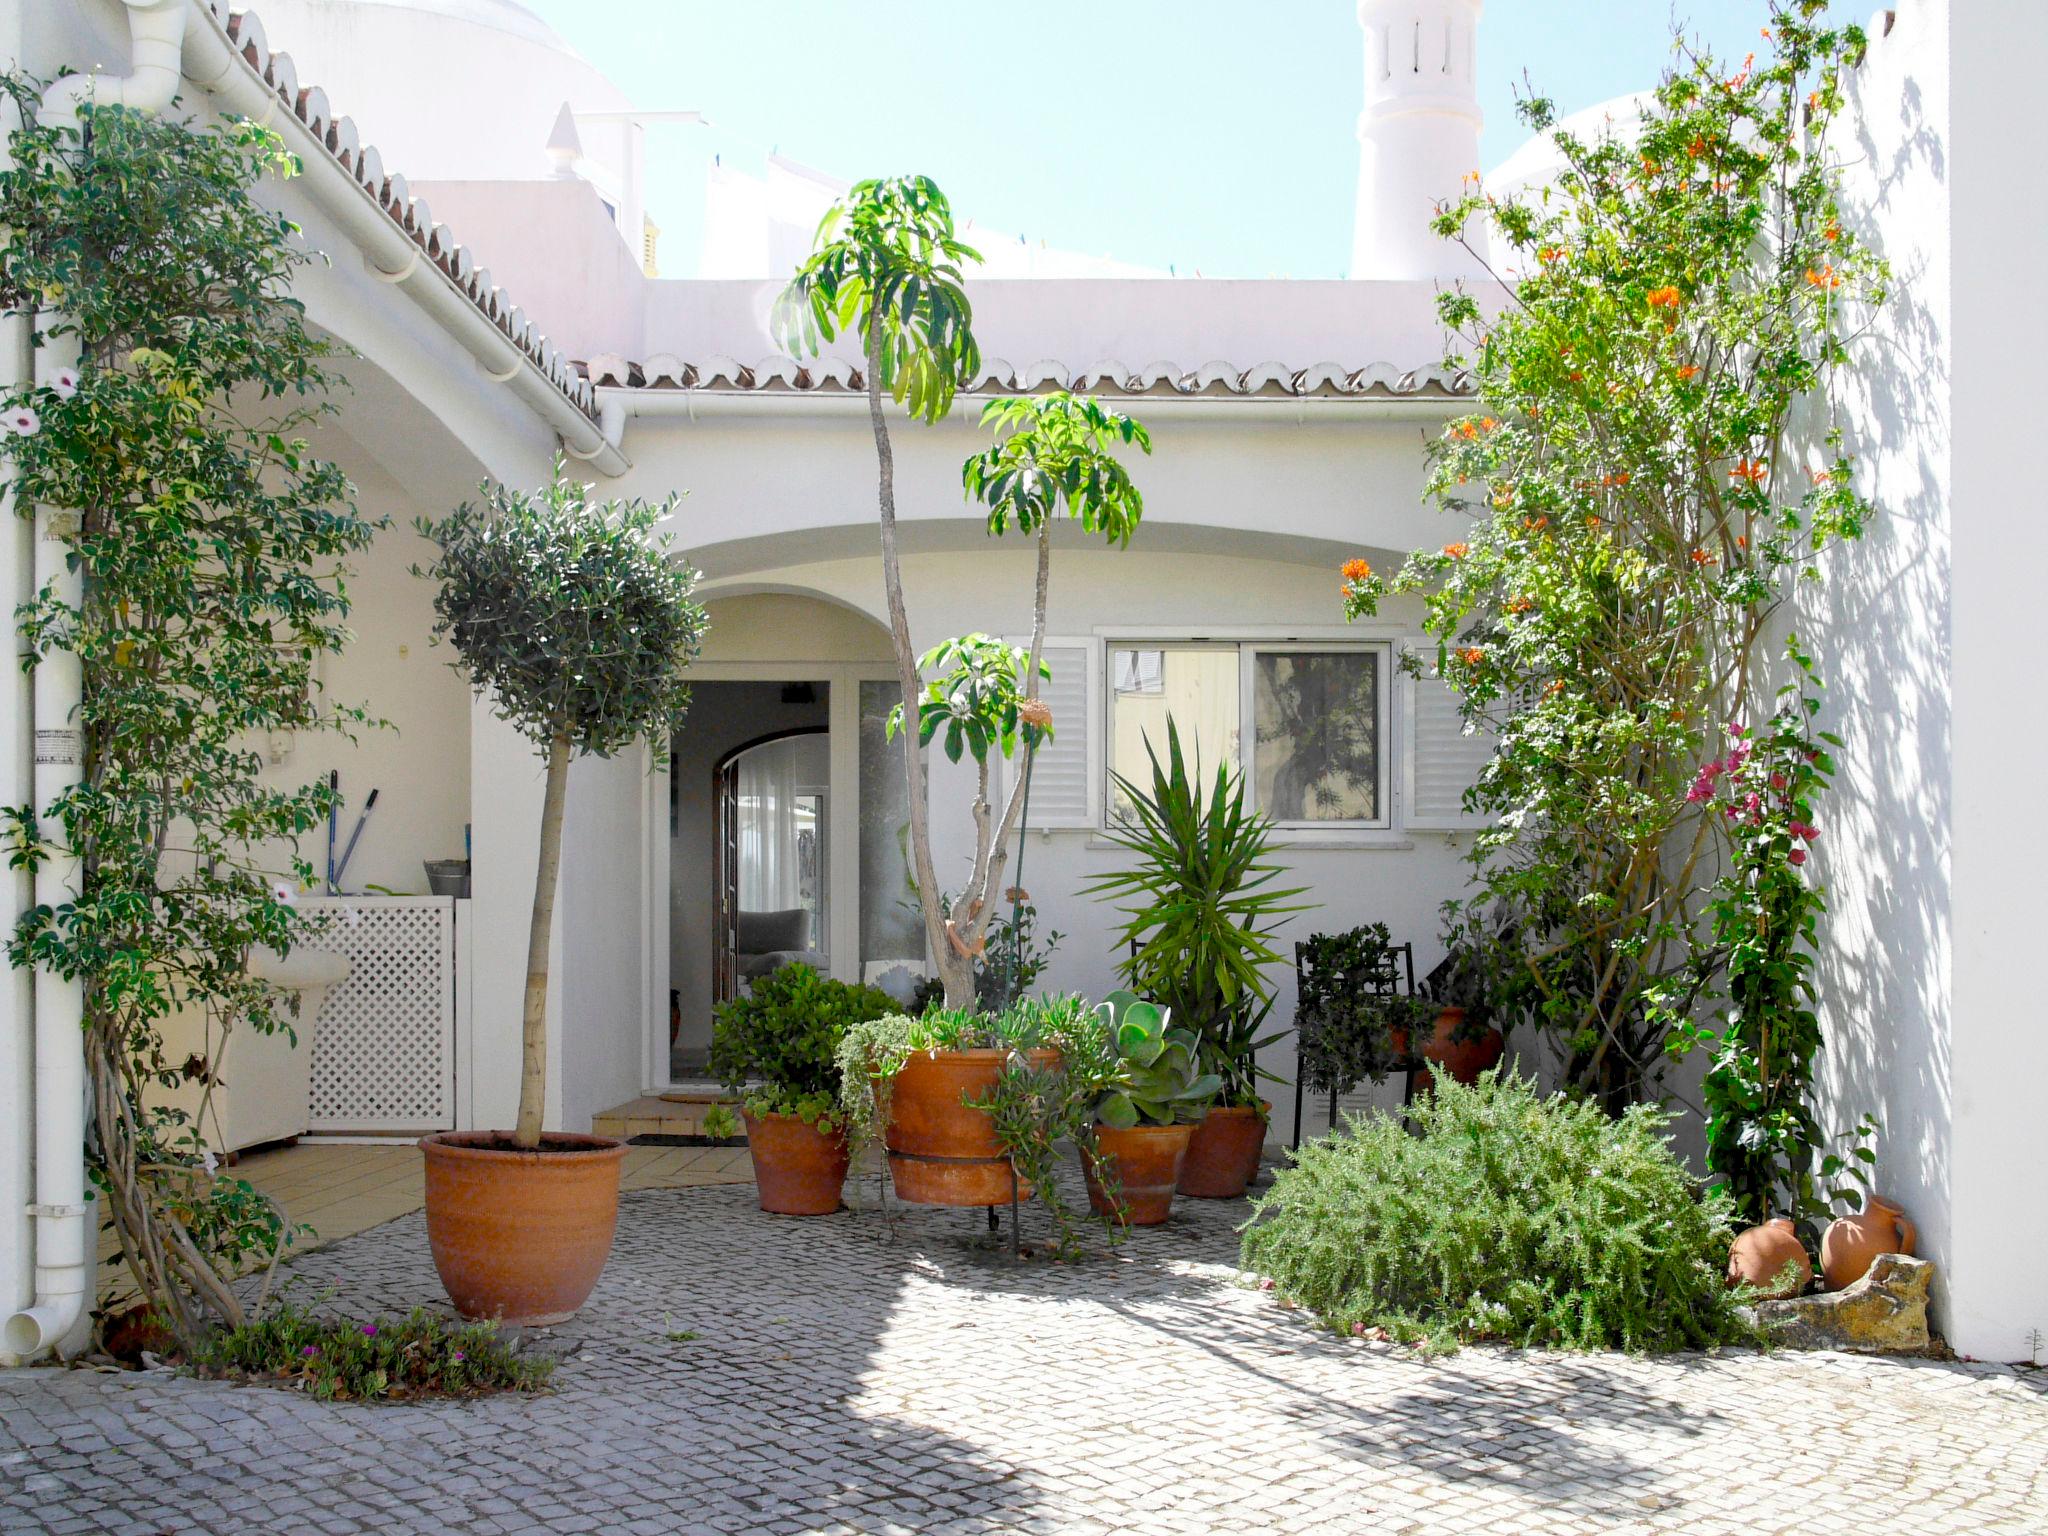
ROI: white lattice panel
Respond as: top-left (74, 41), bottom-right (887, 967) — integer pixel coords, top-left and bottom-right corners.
top-left (298, 897), bottom-right (455, 1134)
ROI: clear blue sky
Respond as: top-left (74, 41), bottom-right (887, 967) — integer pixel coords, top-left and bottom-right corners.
top-left (521, 0), bottom-right (1854, 279)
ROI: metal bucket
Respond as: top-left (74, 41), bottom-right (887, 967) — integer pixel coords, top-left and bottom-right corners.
top-left (423, 859), bottom-right (470, 898)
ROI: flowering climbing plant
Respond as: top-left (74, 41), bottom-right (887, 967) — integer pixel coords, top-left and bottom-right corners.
top-left (1339, 0), bottom-right (1884, 1183)
top-left (0, 82), bottom-right (376, 1348)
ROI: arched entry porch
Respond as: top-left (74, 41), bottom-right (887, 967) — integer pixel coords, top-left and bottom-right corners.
top-left (643, 591), bottom-right (922, 1090)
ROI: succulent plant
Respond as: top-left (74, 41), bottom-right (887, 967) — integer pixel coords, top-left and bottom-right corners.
top-left (1093, 991), bottom-right (1222, 1129)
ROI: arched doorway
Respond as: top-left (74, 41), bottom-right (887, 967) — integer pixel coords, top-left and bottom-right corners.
top-left (714, 727), bottom-right (830, 1007)
top-left (653, 592), bottom-right (926, 1087)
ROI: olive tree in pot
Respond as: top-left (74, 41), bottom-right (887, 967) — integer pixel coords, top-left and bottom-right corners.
top-left (1082, 993), bottom-right (1220, 1226)
top-left (413, 464), bottom-right (706, 1324)
top-left (709, 963), bottom-right (899, 1215)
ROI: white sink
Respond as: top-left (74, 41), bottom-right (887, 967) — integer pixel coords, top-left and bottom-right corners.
top-left (151, 946), bottom-right (352, 1154)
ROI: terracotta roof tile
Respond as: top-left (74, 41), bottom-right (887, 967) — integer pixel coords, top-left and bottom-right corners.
top-left (207, 3), bottom-right (600, 420)
top-left (581, 353), bottom-right (1473, 400)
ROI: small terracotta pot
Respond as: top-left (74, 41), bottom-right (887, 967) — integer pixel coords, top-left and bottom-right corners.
top-left (882, 1048), bottom-right (1057, 1207)
top-left (418, 1130), bottom-right (627, 1326)
top-left (1821, 1195), bottom-right (1917, 1291)
top-left (1392, 1006), bottom-right (1506, 1091)
top-left (1727, 1217), bottom-right (1813, 1298)
top-left (741, 1109), bottom-right (851, 1216)
top-left (1177, 1101), bottom-right (1269, 1199)
top-left (1085, 1121), bottom-right (1196, 1226)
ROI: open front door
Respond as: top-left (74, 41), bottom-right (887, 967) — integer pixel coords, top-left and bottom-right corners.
top-left (714, 756), bottom-right (739, 1005)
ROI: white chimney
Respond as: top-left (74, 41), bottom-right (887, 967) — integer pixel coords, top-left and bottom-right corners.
top-left (1351, 0), bottom-right (1489, 281)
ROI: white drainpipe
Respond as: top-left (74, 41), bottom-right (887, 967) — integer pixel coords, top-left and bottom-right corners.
top-left (1, 0), bottom-right (187, 1364)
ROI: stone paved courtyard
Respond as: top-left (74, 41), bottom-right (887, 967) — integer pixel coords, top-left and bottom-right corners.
top-left (3, 1176), bottom-right (2045, 1535)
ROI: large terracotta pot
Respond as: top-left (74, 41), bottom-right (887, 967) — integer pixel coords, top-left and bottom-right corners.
top-left (1177, 1101), bottom-right (1269, 1199)
top-left (882, 1048), bottom-right (1057, 1207)
top-left (1727, 1217), bottom-right (1814, 1298)
top-left (1084, 1121), bottom-right (1197, 1226)
top-left (1393, 1006), bottom-right (1505, 1090)
top-left (741, 1109), bottom-right (850, 1216)
top-left (418, 1130), bottom-right (627, 1326)
top-left (1821, 1195), bottom-right (1917, 1291)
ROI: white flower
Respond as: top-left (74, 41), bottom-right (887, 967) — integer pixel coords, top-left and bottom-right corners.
top-left (6, 406), bottom-right (38, 436)
top-left (49, 368), bottom-right (77, 400)
top-left (271, 881), bottom-right (295, 905)
top-left (201, 1147), bottom-right (219, 1178)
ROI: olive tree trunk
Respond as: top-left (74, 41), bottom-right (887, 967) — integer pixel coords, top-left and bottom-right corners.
top-left (513, 732), bottom-right (572, 1148)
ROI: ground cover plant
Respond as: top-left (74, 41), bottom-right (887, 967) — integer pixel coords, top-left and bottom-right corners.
top-left (0, 84), bottom-right (375, 1348)
top-left (710, 962), bottom-right (899, 1130)
top-left (1339, 3), bottom-right (1884, 1221)
top-left (1241, 1072), bottom-right (1749, 1353)
top-left (189, 1301), bottom-right (552, 1402)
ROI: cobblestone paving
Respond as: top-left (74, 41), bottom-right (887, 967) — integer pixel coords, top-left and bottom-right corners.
top-left (3, 1176), bottom-right (2045, 1535)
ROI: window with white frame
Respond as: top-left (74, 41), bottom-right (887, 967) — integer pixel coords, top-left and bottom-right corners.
top-left (1106, 642), bottom-right (1391, 829)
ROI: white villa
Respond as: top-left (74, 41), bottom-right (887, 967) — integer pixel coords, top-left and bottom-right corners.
top-left (4, 0), bottom-right (2041, 1369)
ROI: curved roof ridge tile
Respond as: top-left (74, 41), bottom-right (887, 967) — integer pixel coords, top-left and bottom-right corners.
top-left (214, 3), bottom-right (598, 423)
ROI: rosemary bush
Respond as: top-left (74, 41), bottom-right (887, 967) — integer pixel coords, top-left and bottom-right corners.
top-left (1241, 1073), bottom-right (1747, 1353)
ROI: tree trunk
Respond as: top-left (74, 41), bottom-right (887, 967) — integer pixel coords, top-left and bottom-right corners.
top-left (861, 314), bottom-right (968, 1008)
top-left (513, 733), bottom-right (572, 1149)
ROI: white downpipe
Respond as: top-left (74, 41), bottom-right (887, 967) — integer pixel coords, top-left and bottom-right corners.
top-left (177, 2), bottom-right (631, 477)
top-left (2, 0), bottom-right (186, 1364)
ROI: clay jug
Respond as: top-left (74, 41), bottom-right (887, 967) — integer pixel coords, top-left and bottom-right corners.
top-left (1820, 1195), bottom-right (1917, 1291)
top-left (1727, 1218), bottom-right (1812, 1298)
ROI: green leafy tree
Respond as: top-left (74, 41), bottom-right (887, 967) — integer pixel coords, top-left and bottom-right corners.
top-left (1343, 4), bottom-right (1882, 1139)
top-left (708, 961), bottom-right (898, 1131)
top-left (0, 86), bottom-right (376, 1347)
top-left (773, 190), bottom-right (1148, 1007)
top-left (417, 465), bottom-right (707, 1149)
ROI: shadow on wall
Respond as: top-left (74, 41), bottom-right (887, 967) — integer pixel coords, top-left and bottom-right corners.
top-left (1790, 56), bottom-right (1953, 1273)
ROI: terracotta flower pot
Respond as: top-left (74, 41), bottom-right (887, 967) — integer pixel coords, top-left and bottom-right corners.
top-left (882, 1048), bottom-right (1057, 1207)
top-left (1821, 1195), bottom-right (1917, 1291)
top-left (1727, 1217), bottom-right (1813, 1298)
top-left (1085, 1121), bottom-right (1197, 1226)
top-left (741, 1109), bottom-right (850, 1216)
top-left (1177, 1101), bottom-right (1269, 1199)
top-left (1393, 1006), bottom-right (1506, 1091)
top-left (418, 1130), bottom-right (627, 1326)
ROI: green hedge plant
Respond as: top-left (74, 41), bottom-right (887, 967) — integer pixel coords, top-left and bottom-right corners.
top-left (710, 963), bottom-right (898, 1133)
top-left (1241, 1072), bottom-right (1748, 1353)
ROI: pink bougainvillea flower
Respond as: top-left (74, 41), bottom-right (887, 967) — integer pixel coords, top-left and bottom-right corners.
top-left (49, 368), bottom-right (78, 399)
top-left (1788, 848), bottom-right (1808, 866)
top-left (6, 406), bottom-right (39, 436)
top-left (1770, 773), bottom-right (1787, 790)
top-left (1728, 723), bottom-right (1747, 739)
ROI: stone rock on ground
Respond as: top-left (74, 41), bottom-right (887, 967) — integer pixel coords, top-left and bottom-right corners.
top-left (1753, 1252), bottom-right (1934, 1353)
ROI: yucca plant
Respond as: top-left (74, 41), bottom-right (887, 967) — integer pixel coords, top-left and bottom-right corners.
top-left (1084, 718), bottom-right (1308, 1104)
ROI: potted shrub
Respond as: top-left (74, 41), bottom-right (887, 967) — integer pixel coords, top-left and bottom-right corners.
top-left (1081, 993), bottom-right (1220, 1226)
top-left (413, 465), bottom-right (706, 1324)
top-left (1087, 720), bottom-right (1305, 1199)
top-left (1404, 934), bottom-right (1507, 1090)
top-left (835, 1005), bottom-right (1062, 1207)
top-left (709, 963), bottom-right (898, 1215)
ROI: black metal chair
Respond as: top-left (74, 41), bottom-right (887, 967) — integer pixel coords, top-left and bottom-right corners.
top-left (1291, 936), bottom-right (1419, 1151)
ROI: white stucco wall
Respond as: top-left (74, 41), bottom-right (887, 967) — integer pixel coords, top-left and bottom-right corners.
top-left (1796, 0), bottom-right (1957, 1334)
top-left (1944, 0), bottom-right (2048, 1365)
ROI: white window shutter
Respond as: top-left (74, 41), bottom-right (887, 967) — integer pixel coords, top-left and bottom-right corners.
top-left (1000, 638), bottom-right (1098, 829)
top-left (1402, 643), bottom-right (1494, 830)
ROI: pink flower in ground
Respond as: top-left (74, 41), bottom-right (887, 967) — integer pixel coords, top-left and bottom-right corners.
top-left (360, 1323), bottom-right (378, 1337)
top-left (6, 406), bottom-right (38, 436)
top-left (49, 368), bottom-right (78, 400)
top-left (1351, 1321), bottom-right (1367, 1337)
